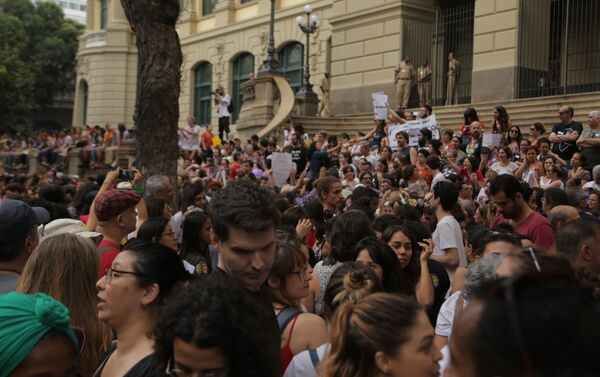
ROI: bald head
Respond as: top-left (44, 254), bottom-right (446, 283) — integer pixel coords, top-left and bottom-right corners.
top-left (548, 205), bottom-right (580, 230)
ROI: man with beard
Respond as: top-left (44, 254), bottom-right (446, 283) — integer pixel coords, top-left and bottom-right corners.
top-left (490, 174), bottom-right (555, 250)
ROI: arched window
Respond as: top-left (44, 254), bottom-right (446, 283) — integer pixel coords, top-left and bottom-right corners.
top-left (82, 81), bottom-right (88, 125)
top-left (278, 42), bottom-right (304, 93)
top-left (100, 0), bottom-right (108, 29)
top-left (231, 53), bottom-right (254, 123)
top-left (193, 62), bottom-right (212, 126)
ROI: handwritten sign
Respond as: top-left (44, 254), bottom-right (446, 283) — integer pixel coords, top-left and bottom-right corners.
top-left (482, 133), bottom-right (501, 147)
top-left (388, 114), bottom-right (439, 149)
top-left (270, 152), bottom-right (293, 188)
top-left (372, 92), bottom-right (388, 120)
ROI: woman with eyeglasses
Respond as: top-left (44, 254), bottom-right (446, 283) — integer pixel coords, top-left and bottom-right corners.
top-left (94, 241), bottom-right (188, 377)
top-left (528, 122), bottom-right (545, 147)
top-left (506, 126), bottom-right (522, 158)
top-left (267, 232), bottom-right (327, 375)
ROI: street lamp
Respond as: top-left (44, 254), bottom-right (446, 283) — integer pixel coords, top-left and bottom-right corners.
top-left (259, 0), bottom-right (279, 73)
top-left (295, 4), bottom-right (320, 96)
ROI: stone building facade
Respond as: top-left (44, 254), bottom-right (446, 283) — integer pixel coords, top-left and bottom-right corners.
top-left (73, 0), bottom-right (600, 129)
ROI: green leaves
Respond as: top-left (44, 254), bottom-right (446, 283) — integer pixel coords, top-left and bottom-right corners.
top-left (0, 0), bottom-right (83, 130)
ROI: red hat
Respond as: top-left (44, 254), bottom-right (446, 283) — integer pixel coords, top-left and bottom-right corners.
top-left (94, 189), bottom-right (141, 221)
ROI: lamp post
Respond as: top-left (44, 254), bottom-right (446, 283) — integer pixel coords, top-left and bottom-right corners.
top-left (295, 5), bottom-right (320, 96)
top-left (259, 0), bottom-right (279, 73)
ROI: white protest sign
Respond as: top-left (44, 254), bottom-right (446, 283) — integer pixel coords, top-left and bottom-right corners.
top-left (270, 152), bottom-right (293, 188)
top-left (372, 92), bottom-right (388, 120)
top-left (482, 133), bottom-right (501, 147)
top-left (388, 114), bottom-right (439, 149)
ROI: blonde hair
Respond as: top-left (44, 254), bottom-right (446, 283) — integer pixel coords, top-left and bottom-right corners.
top-left (319, 293), bottom-right (422, 377)
top-left (16, 234), bottom-right (112, 377)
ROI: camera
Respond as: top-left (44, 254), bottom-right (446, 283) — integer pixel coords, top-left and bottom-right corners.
top-left (118, 170), bottom-right (135, 181)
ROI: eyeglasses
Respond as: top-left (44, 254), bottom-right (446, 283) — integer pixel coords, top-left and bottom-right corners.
top-left (524, 247), bottom-right (541, 273)
top-left (287, 268), bottom-right (309, 281)
top-left (558, 111), bottom-right (569, 115)
top-left (104, 267), bottom-right (145, 284)
top-left (165, 355), bottom-right (228, 377)
top-left (510, 130), bottom-right (519, 133)
top-left (361, 176), bottom-right (372, 181)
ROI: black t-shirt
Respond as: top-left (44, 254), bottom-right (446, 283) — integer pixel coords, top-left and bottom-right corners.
top-left (551, 121), bottom-right (583, 160)
top-left (94, 343), bottom-right (159, 377)
top-left (289, 145), bottom-right (309, 176)
top-left (426, 260), bottom-right (450, 326)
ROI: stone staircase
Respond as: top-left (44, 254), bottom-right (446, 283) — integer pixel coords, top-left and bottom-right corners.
top-left (294, 91), bottom-right (600, 136)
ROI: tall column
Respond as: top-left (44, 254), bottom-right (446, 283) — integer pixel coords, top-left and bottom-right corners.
top-left (86, 0), bottom-right (95, 30)
top-left (471, 0), bottom-right (520, 102)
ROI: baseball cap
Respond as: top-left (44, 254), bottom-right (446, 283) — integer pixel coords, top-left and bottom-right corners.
top-left (0, 200), bottom-right (50, 244)
top-left (38, 219), bottom-right (101, 241)
top-left (94, 189), bottom-right (141, 222)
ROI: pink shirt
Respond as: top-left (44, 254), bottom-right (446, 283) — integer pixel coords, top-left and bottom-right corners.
top-left (493, 211), bottom-right (555, 250)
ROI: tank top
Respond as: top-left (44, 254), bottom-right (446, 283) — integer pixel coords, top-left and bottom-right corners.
top-left (279, 313), bottom-right (301, 375)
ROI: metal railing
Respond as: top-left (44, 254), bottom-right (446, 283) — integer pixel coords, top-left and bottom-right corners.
top-left (402, 1), bottom-right (474, 107)
top-left (518, 0), bottom-right (600, 98)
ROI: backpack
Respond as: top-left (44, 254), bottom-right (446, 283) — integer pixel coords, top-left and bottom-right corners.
top-left (227, 101), bottom-right (234, 115)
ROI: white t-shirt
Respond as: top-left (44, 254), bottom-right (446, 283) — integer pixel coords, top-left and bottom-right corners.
top-left (283, 343), bottom-right (331, 377)
top-left (431, 171), bottom-right (447, 189)
top-left (432, 215), bottom-right (467, 282)
top-left (490, 161), bottom-right (517, 176)
top-left (184, 125), bottom-right (201, 147)
top-left (217, 94), bottom-right (231, 118)
top-left (435, 290), bottom-right (466, 339)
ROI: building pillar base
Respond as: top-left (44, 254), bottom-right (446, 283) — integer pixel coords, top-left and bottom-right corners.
top-left (295, 93), bottom-right (319, 117)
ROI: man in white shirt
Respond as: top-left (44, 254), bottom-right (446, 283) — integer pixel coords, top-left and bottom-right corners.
top-left (430, 181), bottom-right (467, 282)
top-left (214, 85), bottom-right (231, 141)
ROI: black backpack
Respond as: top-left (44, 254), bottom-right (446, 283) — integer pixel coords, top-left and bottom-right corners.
top-left (227, 101), bottom-right (234, 114)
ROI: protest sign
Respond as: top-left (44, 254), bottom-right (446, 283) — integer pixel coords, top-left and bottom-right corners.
top-left (372, 92), bottom-right (388, 120)
top-left (271, 152), bottom-right (293, 187)
top-left (388, 114), bottom-right (439, 150)
top-left (482, 133), bottom-right (501, 147)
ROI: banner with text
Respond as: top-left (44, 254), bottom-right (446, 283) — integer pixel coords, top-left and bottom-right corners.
top-left (388, 114), bottom-right (439, 150)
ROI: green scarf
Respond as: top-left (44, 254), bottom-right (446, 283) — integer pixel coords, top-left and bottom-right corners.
top-left (0, 292), bottom-right (79, 376)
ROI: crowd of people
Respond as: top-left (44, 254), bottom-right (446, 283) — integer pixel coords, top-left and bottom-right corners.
top-left (0, 123), bottom-right (133, 172)
top-left (1, 102), bottom-right (600, 377)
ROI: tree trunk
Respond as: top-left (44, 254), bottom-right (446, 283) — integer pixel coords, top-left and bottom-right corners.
top-left (121, 0), bottom-right (181, 183)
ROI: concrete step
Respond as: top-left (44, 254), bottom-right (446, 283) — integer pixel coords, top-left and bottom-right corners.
top-left (295, 91), bottom-right (600, 135)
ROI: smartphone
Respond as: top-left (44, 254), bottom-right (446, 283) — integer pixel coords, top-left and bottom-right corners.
top-left (118, 170), bottom-right (135, 181)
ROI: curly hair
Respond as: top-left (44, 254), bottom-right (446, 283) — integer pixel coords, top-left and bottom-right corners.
top-left (154, 275), bottom-right (280, 377)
